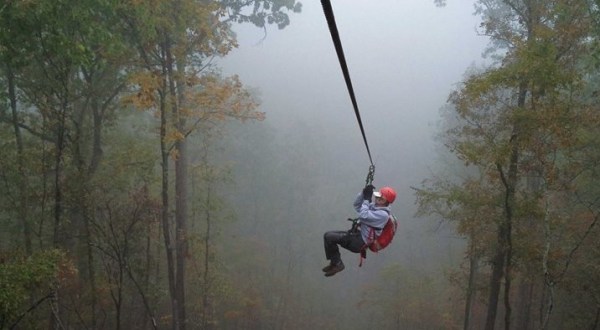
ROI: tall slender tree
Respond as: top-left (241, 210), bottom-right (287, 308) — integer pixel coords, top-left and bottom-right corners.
top-left (122, 1), bottom-right (300, 328)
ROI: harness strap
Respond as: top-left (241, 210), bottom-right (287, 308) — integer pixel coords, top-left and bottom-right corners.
top-left (358, 210), bottom-right (391, 267)
top-left (358, 226), bottom-right (378, 267)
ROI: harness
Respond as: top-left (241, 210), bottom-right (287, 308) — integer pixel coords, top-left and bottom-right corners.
top-left (348, 209), bottom-right (395, 267)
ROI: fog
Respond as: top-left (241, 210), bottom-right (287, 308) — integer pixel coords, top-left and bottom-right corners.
top-left (217, 0), bottom-right (489, 326)
top-left (220, 0), bottom-right (487, 197)
top-left (3, 0), bottom-right (596, 328)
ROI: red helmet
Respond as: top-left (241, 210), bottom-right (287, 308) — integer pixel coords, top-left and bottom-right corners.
top-left (374, 186), bottom-right (397, 204)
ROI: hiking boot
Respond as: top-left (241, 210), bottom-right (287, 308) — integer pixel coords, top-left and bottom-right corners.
top-left (322, 264), bottom-right (335, 272)
top-left (324, 261), bottom-right (345, 277)
top-left (322, 259), bottom-right (343, 272)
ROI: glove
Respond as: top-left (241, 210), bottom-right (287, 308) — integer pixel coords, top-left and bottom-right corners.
top-left (362, 184), bottom-right (375, 201)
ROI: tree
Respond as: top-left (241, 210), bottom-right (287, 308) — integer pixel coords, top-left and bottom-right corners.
top-left (0, 1), bottom-right (133, 326)
top-left (0, 0), bottom-right (42, 256)
top-left (416, 1), bottom-right (598, 329)
top-left (122, 0), bottom-right (300, 328)
top-left (0, 250), bottom-right (75, 329)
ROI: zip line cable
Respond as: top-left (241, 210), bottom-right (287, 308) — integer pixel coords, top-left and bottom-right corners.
top-left (320, 0), bottom-right (374, 166)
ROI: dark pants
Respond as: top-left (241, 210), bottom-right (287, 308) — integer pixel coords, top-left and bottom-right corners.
top-left (323, 230), bottom-right (365, 263)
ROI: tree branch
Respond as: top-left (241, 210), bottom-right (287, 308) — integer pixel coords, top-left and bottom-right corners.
top-left (9, 291), bottom-right (55, 329)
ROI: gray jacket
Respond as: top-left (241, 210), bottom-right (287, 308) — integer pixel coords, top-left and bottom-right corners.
top-left (353, 192), bottom-right (391, 243)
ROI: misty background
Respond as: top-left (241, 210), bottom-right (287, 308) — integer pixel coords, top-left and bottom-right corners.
top-left (4, 0), bottom-right (600, 328)
top-left (208, 0), bottom-right (490, 325)
top-left (219, 1), bottom-right (487, 274)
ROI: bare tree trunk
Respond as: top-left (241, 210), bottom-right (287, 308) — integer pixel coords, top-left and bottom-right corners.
top-left (49, 92), bottom-right (70, 330)
top-left (7, 65), bottom-right (32, 255)
top-left (501, 81), bottom-right (528, 330)
top-left (464, 242), bottom-right (479, 330)
top-left (540, 195), bottom-right (554, 330)
top-left (126, 263), bottom-right (159, 330)
top-left (592, 305), bottom-right (600, 330)
top-left (159, 53), bottom-right (178, 329)
top-left (167, 12), bottom-right (189, 326)
top-left (504, 212), bottom-right (514, 330)
top-left (174, 137), bottom-right (188, 330)
top-left (52, 103), bottom-right (67, 248)
top-left (109, 259), bottom-right (124, 330)
top-left (202, 184), bottom-right (212, 330)
top-left (486, 79), bottom-right (526, 330)
top-left (516, 279), bottom-right (534, 330)
top-left (485, 230), bottom-right (506, 330)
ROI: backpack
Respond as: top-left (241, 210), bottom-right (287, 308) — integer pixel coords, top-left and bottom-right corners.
top-left (367, 214), bottom-right (398, 252)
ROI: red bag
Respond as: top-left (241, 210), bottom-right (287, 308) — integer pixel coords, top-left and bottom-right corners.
top-left (368, 215), bottom-right (398, 252)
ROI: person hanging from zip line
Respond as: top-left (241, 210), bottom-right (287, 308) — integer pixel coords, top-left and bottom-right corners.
top-left (322, 184), bottom-right (397, 277)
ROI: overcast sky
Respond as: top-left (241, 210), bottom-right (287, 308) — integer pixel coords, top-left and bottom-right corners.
top-left (219, 0), bottom-right (489, 206)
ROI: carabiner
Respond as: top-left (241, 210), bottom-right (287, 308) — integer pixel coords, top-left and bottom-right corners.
top-left (365, 165), bottom-right (375, 186)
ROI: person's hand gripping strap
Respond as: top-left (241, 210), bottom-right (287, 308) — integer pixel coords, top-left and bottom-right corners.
top-left (362, 184), bottom-right (375, 201)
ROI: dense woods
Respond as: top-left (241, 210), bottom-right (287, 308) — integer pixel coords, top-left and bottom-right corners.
top-left (416, 1), bottom-right (600, 329)
top-left (0, 0), bottom-right (303, 328)
top-left (1, 0), bottom-right (600, 329)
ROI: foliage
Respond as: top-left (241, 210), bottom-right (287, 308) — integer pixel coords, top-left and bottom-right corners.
top-left (0, 249), bottom-right (75, 329)
top-left (0, 0), bottom-right (301, 327)
top-left (416, 0), bottom-right (600, 329)
top-left (222, 0), bottom-right (302, 29)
